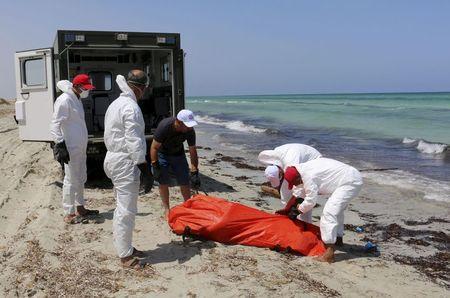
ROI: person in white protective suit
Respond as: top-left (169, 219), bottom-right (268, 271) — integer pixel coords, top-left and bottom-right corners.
top-left (50, 74), bottom-right (99, 224)
top-left (283, 158), bottom-right (363, 263)
top-left (258, 143), bottom-right (322, 223)
top-left (103, 70), bottom-right (153, 268)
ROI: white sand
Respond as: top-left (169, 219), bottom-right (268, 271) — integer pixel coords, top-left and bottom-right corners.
top-left (0, 103), bottom-right (448, 297)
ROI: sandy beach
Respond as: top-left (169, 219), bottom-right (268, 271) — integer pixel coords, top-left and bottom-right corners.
top-left (0, 101), bottom-right (449, 297)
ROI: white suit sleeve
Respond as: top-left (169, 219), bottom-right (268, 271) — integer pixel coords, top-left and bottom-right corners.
top-left (123, 107), bottom-right (146, 165)
top-left (50, 99), bottom-right (69, 144)
top-left (279, 180), bottom-right (293, 205)
top-left (298, 178), bottom-right (319, 214)
top-left (292, 186), bottom-right (306, 198)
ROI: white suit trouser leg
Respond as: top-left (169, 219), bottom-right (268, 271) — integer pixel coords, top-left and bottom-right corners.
top-left (104, 155), bottom-right (140, 258)
top-left (62, 150), bottom-right (87, 215)
top-left (320, 182), bottom-right (362, 244)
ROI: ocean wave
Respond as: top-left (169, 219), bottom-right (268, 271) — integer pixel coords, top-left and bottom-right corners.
top-left (364, 169), bottom-right (450, 202)
top-left (196, 115), bottom-right (267, 133)
top-left (225, 100), bottom-right (250, 104)
top-left (402, 137), bottom-right (417, 144)
top-left (403, 137), bottom-right (448, 154)
top-left (417, 140), bottom-right (448, 154)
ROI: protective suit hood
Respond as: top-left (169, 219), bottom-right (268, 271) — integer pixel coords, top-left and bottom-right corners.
top-left (116, 75), bottom-right (137, 101)
top-left (258, 150), bottom-right (283, 168)
top-left (56, 80), bottom-right (76, 97)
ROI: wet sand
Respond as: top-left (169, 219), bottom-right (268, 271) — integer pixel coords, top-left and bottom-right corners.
top-left (0, 102), bottom-right (449, 297)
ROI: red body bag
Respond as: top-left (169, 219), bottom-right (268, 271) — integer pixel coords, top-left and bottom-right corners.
top-left (168, 194), bottom-right (325, 256)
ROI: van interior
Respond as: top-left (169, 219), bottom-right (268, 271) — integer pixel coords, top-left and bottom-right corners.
top-left (67, 48), bottom-right (174, 137)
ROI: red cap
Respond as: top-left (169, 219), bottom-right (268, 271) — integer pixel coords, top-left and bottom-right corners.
top-left (284, 166), bottom-right (300, 190)
top-left (72, 74), bottom-right (95, 90)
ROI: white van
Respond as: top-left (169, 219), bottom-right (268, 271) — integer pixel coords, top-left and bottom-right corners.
top-left (14, 30), bottom-right (185, 158)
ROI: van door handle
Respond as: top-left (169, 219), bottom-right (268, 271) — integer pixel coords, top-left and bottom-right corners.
top-left (21, 92), bottom-right (30, 95)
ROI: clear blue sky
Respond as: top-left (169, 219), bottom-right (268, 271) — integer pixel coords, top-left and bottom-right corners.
top-left (1, 0), bottom-right (450, 98)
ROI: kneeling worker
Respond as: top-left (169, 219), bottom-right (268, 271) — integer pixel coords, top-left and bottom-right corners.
top-left (259, 143), bottom-right (322, 223)
top-left (283, 158), bottom-right (363, 263)
top-left (150, 109), bottom-right (199, 218)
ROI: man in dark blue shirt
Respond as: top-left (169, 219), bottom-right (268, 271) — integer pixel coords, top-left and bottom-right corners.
top-left (150, 109), bottom-right (199, 218)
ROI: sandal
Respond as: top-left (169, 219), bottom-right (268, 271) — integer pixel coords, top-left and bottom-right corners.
top-left (64, 215), bottom-right (89, 224)
top-left (121, 256), bottom-right (146, 269)
top-left (77, 208), bottom-right (100, 216)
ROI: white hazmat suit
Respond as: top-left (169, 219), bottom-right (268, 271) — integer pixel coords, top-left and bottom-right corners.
top-left (293, 158), bottom-right (363, 244)
top-left (103, 75), bottom-right (146, 258)
top-left (50, 80), bottom-right (88, 215)
top-left (258, 143), bottom-right (322, 222)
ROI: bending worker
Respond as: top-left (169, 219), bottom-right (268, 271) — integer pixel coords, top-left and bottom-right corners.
top-left (258, 143), bottom-right (322, 223)
top-left (50, 74), bottom-right (99, 224)
top-left (283, 158), bottom-right (363, 263)
top-left (103, 70), bottom-right (153, 268)
top-left (150, 109), bottom-right (199, 218)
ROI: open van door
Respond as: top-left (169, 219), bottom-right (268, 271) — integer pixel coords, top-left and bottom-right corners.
top-left (14, 48), bottom-right (55, 141)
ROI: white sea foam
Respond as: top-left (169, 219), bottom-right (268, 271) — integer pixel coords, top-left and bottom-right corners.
top-left (364, 170), bottom-right (450, 203)
top-left (402, 137), bottom-right (417, 144)
top-left (196, 115), bottom-right (267, 133)
top-left (402, 137), bottom-right (448, 154)
top-left (416, 140), bottom-right (448, 154)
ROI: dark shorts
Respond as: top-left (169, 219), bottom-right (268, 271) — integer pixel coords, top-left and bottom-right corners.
top-left (155, 152), bottom-right (190, 185)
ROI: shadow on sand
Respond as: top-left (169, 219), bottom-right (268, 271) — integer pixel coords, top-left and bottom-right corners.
top-left (98, 209), bottom-right (152, 221)
top-left (142, 240), bottom-right (217, 265)
top-left (333, 243), bottom-right (381, 262)
top-left (192, 173), bottom-right (237, 194)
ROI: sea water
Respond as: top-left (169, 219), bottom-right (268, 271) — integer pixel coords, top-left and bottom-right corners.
top-left (187, 92), bottom-right (450, 202)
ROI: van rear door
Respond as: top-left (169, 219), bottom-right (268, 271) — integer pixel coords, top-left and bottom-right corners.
top-left (14, 48), bottom-right (55, 141)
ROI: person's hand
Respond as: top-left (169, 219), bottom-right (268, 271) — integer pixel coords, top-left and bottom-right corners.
top-left (138, 163), bottom-right (154, 194)
top-left (275, 208), bottom-right (289, 216)
top-left (53, 141), bottom-right (70, 167)
top-left (190, 170), bottom-right (201, 189)
top-left (288, 204), bottom-right (301, 220)
top-left (151, 161), bottom-right (162, 181)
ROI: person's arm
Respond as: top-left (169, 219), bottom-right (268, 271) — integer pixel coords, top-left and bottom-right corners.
top-left (188, 146), bottom-right (198, 172)
top-left (149, 140), bottom-right (163, 180)
top-left (186, 129), bottom-right (198, 171)
top-left (279, 180), bottom-right (292, 204)
top-left (123, 108), bottom-right (146, 165)
top-left (297, 179), bottom-right (319, 214)
top-left (292, 186), bottom-right (306, 199)
top-left (49, 98), bottom-right (69, 143)
top-left (150, 140), bottom-right (162, 164)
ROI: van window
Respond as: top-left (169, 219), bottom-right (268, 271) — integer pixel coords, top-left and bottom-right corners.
top-left (89, 71), bottom-right (112, 91)
top-left (161, 58), bottom-right (170, 82)
top-left (23, 58), bottom-right (46, 86)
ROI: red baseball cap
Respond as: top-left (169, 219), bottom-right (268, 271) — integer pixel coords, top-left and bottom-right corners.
top-left (72, 74), bottom-right (95, 90)
top-left (284, 166), bottom-right (300, 190)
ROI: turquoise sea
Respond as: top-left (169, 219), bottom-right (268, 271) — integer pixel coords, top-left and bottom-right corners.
top-left (186, 92), bottom-right (450, 184)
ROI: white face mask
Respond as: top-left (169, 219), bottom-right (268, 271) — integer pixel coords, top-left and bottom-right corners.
top-left (79, 89), bottom-right (90, 98)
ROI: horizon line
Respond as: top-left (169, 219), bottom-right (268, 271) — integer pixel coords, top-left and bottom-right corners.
top-left (187, 90), bottom-right (450, 98)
